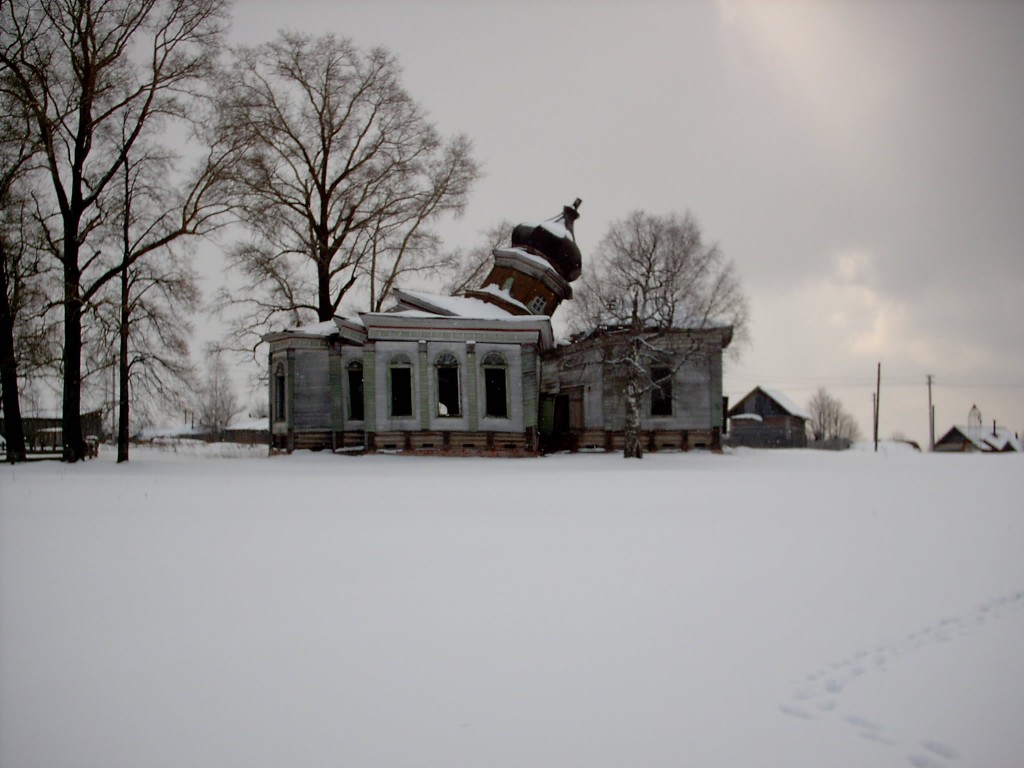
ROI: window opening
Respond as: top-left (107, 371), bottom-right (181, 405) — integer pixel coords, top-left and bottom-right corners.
top-left (435, 352), bottom-right (461, 416)
top-left (482, 352), bottom-right (508, 418)
top-left (650, 366), bottom-right (673, 416)
top-left (390, 366), bottom-right (413, 418)
top-left (347, 361), bottom-right (364, 421)
top-left (274, 366), bottom-right (286, 421)
top-left (528, 295), bottom-right (547, 314)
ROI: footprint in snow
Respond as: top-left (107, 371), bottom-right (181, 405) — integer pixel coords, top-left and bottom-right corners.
top-left (779, 705), bottom-right (815, 721)
top-left (844, 714), bottom-right (882, 730)
top-left (922, 740), bottom-right (959, 760)
top-left (781, 588), bottom-right (1024, 763)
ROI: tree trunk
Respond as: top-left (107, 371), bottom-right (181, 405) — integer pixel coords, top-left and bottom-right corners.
top-left (317, 256), bottom-right (333, 322)
top-left (62, 256), bottom-right (85, 462)
top-left (116, 267), bottom-right (130, 463)
top-left (0, 262), bottom-right (27, 463)
top-left (622, 298), bottom-right (644, 459)
top-left (623, 374), bottom-right (643, 459)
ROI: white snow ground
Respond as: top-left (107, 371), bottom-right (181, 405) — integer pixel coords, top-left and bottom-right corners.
top-left (1, 446), bottom-right (1022, 768)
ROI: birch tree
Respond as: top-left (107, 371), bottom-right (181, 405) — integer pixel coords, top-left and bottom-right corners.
top-left (807, 387), bottom-right (860, 447)
top-left (196, 345), bottom-right (239, 441)
top-left (570, 211), bottom-right (748, 459)
top-left (102, 134), bottom-right (227, 462)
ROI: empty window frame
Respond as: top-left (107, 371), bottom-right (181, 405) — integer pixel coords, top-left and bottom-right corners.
top-left (650, 366), bottom-right (673, 416)
top-left (273, 364), bottom-right (286, 421)
top-left (347, 361), bottom-right (364, 421)
top-left (390, 355), bottom-right (413, 418)
top-left (435, 352), bottom-right (461, 416)
top-left (482, 352), bottom-right (509, 418)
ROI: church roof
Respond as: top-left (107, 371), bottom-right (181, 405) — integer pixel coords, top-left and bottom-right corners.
top-left (510, 199), bottom-right (582, 282)
top-left (393, 289), bottom-right (536, 320)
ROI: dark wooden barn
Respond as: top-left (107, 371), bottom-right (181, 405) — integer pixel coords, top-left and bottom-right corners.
top-left (0, 410), bottom-right (103, 454)
top-left (726, 387), bottom-right (808, 448)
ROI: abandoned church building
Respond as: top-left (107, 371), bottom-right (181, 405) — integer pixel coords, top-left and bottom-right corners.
top-left (264, 201), bottom-right (733, 455)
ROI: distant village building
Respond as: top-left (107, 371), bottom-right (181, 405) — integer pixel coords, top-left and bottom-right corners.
top-left (726, 387), bottom-right (809, 448)
top-left (0, 410), bottom-right (103, 454)
top-left (934, 404), bottom-right (1022, 453)
top-left (264, 201), bottom-right (733, 455)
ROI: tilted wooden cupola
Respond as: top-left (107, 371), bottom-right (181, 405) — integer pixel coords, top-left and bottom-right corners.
top-left (465, 199), bottom-right (582, 317)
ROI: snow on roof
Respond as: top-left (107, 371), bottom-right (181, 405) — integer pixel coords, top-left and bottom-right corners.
top-left (495, 246), bottom-right (559, 274)
top-left (226, 417), bottom-right (270, 432)
top-left (761, 388), bottom-right (811, 420)
top-left (945, 425), bottom-right (1022, 452)
top-left (395, 289), bottom-right (535, 320)
top-left (475, 284), bottom-right (532, 314)
top-left (384, 309), bottom-right (447, 320)
top-left (535, 219), bottom-right (573, 241)
top-left (336, 312), bottom-right (364, 328)
top-left (731, 413), bottom-right (763, 422)
top-left (284, 320), bottom-right (339, 336)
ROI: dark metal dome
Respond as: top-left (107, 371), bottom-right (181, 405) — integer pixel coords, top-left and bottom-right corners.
top-left (510, 199), bottom-right (582, 282)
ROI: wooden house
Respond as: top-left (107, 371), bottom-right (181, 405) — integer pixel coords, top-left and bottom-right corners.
top-left (726, 387), bottom-right (808, 448)
top-left (934, 406), bottom-right (1021, 453)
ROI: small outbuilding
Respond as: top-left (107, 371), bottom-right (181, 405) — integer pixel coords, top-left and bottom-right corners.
top-left (934, 406), bottom-right (1021, 453)
top-left (0, 409), bottom-right (104, 453)
top-left (726, 387), bottom-right (808, 448)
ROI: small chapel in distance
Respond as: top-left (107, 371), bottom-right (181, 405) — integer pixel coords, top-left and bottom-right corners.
top-left (264, 200), bottom-right (733, 456)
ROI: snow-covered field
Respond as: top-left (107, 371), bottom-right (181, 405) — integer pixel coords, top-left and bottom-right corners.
top-left (2, 446), bottom-right (1022, 768)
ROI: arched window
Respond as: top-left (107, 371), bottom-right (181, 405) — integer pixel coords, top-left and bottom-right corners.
top-left (389, 354), bottom-right (413, 418)
top-left (273, 363), bottom-right (286, 422)
top-left (482, 352), bottom-right (508, 418)
top-left (434, 352), bottom-right (461, 417)
top-left (347, 360), bottom-right (364, 421)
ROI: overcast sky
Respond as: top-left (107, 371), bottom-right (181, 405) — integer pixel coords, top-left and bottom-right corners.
top-left (224, 0), bottom-right (1024, 446)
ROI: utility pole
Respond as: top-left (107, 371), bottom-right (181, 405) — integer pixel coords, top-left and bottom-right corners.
top-left (874, 362), bottom-right (881, 452)
top-left (926, 374), bottom-right (935, 451)
top-left (872, 392), bottom-right (877, 447)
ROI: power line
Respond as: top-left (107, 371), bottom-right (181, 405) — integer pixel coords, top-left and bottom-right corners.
top-left (725, 373), bottom-right (1024, 391)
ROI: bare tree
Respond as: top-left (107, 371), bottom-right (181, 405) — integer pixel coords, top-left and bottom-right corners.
top-left (441, 220), bottom-right (515, 296)
top-left (102, 133), bottom-right (226, 462)
top-left (807, 387), bottom-right (861, 448)
top-left (569, 211), bottom-right (748, 459)
top-left (196, 345), bottom-right (239, 441)
top-left (0, 92), bottom-right (45, 462)
top-left (215, 32), bottom-right (479, 349)
top-left (0, 0), bottom-right (230, 461)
